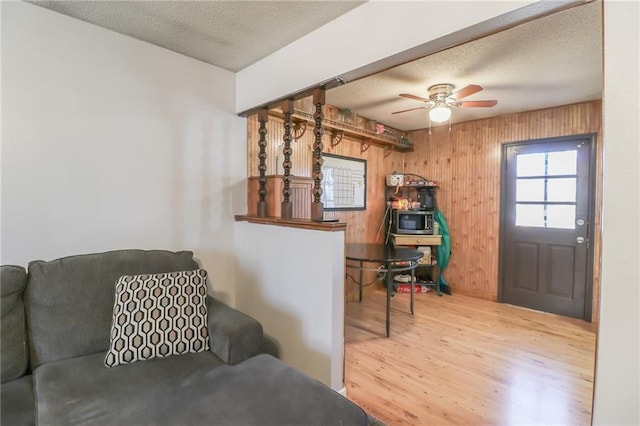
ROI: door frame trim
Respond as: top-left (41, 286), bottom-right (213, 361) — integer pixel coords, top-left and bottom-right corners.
top-left (498, 133), bottom-right (597, 321)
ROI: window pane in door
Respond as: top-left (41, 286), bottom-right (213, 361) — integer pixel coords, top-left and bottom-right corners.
top-left (516, 179), bottom-right (545, 202)
top-left (547, 205), bottom-right (576, 229)
top-left (547, 178), bottom-right (577, 202)
top-left (547, 150), bottom-right (577, 175)
top-left (517, 153), bottom-right (545, 177)
top-left (516, 204), bottom-right (545, 227)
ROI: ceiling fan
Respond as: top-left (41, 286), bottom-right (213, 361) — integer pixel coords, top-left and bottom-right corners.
top-left (393, 84), bottom-right (497, 123)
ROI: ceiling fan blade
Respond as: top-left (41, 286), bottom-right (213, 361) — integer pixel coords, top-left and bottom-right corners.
top-left (399, 93), bottom-right (430, 102)
top-left (451, 84), bottom-right (483, 100)
top-left (391, 106), bottom-right (428, 115)
top-left (458, 100), bottom-right (497, 108)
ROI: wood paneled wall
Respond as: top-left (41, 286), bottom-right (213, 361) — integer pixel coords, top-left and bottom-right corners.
top-left (247, 107), bottom-right (405, 299)
top-left (246, 100), bottom-right (602, 320)
top-left (247, 112), bottom-right (404, 244)
top-left (404, 101), bottom-right (602, 321)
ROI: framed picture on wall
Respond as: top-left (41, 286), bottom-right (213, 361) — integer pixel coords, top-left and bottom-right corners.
top-left (321, 153), bottom-right (366, 211)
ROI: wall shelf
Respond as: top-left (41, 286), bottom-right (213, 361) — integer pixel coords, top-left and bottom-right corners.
top-left (269, 109), bottom-right (414, 155)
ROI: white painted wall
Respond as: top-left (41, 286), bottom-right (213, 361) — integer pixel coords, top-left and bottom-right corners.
top-left (592, 1), bottom-right (640, 424)
top-left (0, 2), bottom-right (247, 305)
top-left (235, 222), bottom-right (345, 391)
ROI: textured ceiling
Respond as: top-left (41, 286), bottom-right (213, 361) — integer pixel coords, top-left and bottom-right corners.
top-left (28, 0), bottom-right (602, 131)
top-left (27, 0), bottom-right (365, 72)
top-left (326, 1), bottom-right (603, 130)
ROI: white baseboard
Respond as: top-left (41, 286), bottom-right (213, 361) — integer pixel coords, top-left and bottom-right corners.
top-left (337, 386), bottom-right (347, 397)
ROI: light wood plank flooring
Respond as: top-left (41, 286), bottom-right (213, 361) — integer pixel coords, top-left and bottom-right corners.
top-left (345, 290), bottom-right (597, 425)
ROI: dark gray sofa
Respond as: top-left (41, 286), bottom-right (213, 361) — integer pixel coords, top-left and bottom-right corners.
top-left (1, 249), bottom-right (367, 425)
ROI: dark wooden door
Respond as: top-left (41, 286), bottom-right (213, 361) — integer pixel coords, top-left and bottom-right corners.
top-left (500, 135), bottom-right (594, 320)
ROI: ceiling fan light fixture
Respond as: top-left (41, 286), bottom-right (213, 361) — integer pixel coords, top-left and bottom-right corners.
top-left (429, 105), bottom-right (451, 123)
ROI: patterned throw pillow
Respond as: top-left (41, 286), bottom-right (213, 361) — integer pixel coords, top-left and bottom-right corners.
top-left (105, 269), bottom-right (210, 367)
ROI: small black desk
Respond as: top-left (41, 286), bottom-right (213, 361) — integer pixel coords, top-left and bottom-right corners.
top-left (345, 243), bottom-right (423, 337)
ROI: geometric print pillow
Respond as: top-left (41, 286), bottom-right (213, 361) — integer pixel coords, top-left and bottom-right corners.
top-left (105, 269), bottom-right (210, 367)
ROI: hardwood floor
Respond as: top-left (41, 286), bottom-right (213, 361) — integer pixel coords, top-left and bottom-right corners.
top-left (345, 290), bottom-right (597, 425)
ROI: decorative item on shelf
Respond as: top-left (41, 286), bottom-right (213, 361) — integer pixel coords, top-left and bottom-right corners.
top-left (352, 113), bottom-right (360, 128)
top-left (399, 136), bottom-right (411, 145)
top-left (375, 123), bottom-right (385, 134)
top-left (389, 198), bottom-right (410, 210)
top-left (404, 177), bottom-right (438, 187)
top-left (386, 173), bottom-right (404, 187)
top-left (366, 119), bottom-right (377, 133)
top-left (389, 199), bottom-right (398, 209)
top-left (338, 108), bottom-right (354, 125)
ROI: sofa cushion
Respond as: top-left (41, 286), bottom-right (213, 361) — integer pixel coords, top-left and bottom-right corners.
top-left (1, 265), bottom-right (29, 382)
top-left (184, 354), bottom-right (368, 426)
top-left (105, 269), bottom-right (210, 367)
top-left (25, 249), bottom-right (198, 369)
top-left (0, 374), bottom-right (35, 426)
top-left (34, 350), bottom-right (225, 425)
top-left (34, 352), bottom-right (366, 425)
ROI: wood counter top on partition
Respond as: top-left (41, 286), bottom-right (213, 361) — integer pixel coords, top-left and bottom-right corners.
top-left (235, 215), bottom-right (347, 232)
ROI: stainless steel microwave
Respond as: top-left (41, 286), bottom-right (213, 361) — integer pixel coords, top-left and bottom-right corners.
top-left (391, 209), bottom-right (434, 235)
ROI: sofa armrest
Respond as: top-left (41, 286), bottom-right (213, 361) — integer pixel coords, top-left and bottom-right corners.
top-left (206, 296), bottom-right (264, 365)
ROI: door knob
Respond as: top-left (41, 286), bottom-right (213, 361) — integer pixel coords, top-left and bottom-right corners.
top-left (576, 237), bottom-right (585, 244)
